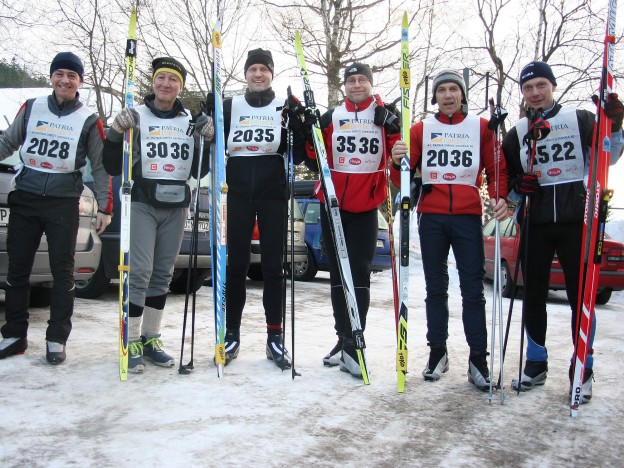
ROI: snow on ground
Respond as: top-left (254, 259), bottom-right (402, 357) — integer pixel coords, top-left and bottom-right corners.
top-left (1, 249), bottom-right (623, 466)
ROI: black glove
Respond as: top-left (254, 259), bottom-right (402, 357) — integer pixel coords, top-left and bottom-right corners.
top-left (487, 99), bottom-right (508, 131)
top-left (512, 172), bottom-right (540, 196)
top-left (522, 108), bottom-right (551, 145)
top-left (603, 93), bottom-right (624, 132)
top-left (374, 104), bottom-right (401, 134)
top-left (202, 93), bottom-right (216, 116)
top-left (283, 94), bottom-right (306, 131)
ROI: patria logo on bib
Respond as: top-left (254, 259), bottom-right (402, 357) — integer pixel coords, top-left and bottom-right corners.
top-left (148, 125), bottom-right (185, 137)
top-left (34, 120), bottom-right (74, 137)
top-left (239, 115), bottom-right (274, 125)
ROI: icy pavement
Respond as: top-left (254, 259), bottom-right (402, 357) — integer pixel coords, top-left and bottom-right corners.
top-left (0, 262), bottom-right (623, 466)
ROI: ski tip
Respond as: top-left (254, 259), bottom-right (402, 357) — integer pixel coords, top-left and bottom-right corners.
top-left (402, 11), bottom-right (408, 27)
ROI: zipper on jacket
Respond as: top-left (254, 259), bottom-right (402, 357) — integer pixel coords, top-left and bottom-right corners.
top-left (354, 103), bottom-right (359, 121)
top-left (449, 185), bottom-right (453, 214)
top-left (341, 173), bottom-right (350, 207)
top-left (43, 173), bottom-right (50, 196)
top-left (553, 185), bottom-right (557, 223)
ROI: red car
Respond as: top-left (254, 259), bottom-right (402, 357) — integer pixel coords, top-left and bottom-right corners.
top-left (483, 217), bottom-right (624, 305)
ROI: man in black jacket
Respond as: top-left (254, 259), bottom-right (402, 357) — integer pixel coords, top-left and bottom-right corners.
top-left (0, 52), bottom-right (112, 364)
top-left (221, 48), bottom-right (310, 369)
top-left (503, 61), bottom-right (623, 402)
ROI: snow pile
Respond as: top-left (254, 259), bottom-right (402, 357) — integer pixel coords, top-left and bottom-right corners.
top-left (1, 249), bottom-right (622, 465)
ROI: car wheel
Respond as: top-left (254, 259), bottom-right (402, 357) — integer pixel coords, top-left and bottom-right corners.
top-left (595, 288), bottom-right (612, 305)
top-left (247, 264), bottom-right (263, 281)
top-left (293, 250), bottom-right (318, 281)
top-left (75, 264), bottom-right (111, 299)
top-left (169, 269), bottom-right (208, 294)
top-left (29, 286), bottom-right (52, 308)
top-left (500, 260), bottom-right (514, 298)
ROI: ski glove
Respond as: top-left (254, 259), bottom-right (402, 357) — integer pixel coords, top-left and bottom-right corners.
top-left (374, 104), bottom-right (401, 134)
top-left (602, 93), bottom-right (624, 132)
top-left (522, 112), bottom-right (551, 148)
top-left (194, 114), bottom-right (215, 140)
top-left (283, 94), bottom-right (306, 131)
top-left (512, 172), bottom-right (540, 196)
top-left (111, 108), bottom-right (139, 133)
top-left (202, 93), bottom-right (216, 116)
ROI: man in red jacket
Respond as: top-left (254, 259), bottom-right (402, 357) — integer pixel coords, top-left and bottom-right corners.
top-left (391, 69), bottom-right (508, 391)
top-left (307, 63), bottom-right (400, 378)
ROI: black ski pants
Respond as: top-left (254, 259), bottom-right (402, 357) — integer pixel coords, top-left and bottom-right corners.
top-left (226, 195), bottom-right (286, 331)
top-left (1, 190), bottom-right (79, 344)
top-left (320, 207), bottom-right (378, 337)
top-left (522, 222), bottom-right (590, 363)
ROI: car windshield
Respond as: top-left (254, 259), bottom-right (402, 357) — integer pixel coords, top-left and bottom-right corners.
top-left (377, 210), bottom-right (389, 230)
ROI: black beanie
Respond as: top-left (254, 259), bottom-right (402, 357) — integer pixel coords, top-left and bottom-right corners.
top-left (244, 49), bottom-right (274, 77)
top-left (343, 62), bottom-right (373, 85)
top-left (49, 52), bottom-right (84, 81)
top-left (152, 57), bottom-right (187, 88)
top-left (519, 61), bottom-right (557, 88)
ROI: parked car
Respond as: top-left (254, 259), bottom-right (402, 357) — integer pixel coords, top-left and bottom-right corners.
top-left (483, 216), bottom-right (624, 304)
top-left (294, 193), bottom-right (392, 281)
top-left (246, 201), bottom-right (308, 281)
top-left (79, 168), bottom-right (307, 294)
top-left (0, 153), bottom-right (102, 307)
top-left (76, 172), bottom-right (212, 298)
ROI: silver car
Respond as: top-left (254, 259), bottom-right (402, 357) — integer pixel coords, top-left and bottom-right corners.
top-left (0, 153), bottom-right (102, 307)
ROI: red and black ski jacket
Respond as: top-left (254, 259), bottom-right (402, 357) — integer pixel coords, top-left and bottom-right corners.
top-left (390, 110), bottom-right (508, 215)
top-left (306, 96), bottom-right (400, 213)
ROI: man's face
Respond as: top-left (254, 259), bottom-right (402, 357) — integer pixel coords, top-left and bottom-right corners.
top-left (51, 69), bottom-right (82, 103)
top-left (521, 77), bottom-right (556, 111)
top-left (246, 64), bottom-right (273, 92)
top-left (344, 74), bottom-right (373, 104)
top-left (153, 71), bottom-right (182, 108)
top-left (435, 82), bottom-right (463, 116)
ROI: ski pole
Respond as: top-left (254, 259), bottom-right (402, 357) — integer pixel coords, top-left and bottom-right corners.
top-left (487, 98), bottom-right (507, 403)
top-left (178, 118), bottom-right (206, 375)
top-left (285, 86), bottom-right (302, 379)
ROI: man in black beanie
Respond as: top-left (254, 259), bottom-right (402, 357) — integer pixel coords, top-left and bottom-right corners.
top-left (503, 60), bottom-right (624, 402)
top-left (0, 52), bottom-right (112, 364)
top-left (218, 48), bottom-right (310, 370)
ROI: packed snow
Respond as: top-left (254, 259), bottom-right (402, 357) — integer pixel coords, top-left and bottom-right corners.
top-left (1, 211), bottom-right (623, 467)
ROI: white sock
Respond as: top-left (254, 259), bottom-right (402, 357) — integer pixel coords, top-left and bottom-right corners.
top-left (128, 316), bottom-right (142, 343)
top-left (141, 306), bottom-right (164, 339)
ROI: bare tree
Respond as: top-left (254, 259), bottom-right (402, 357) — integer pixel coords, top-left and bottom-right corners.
top-left (261, 0), bottom-right (423, 108)
top-left (408, 0), bottom-right (457, 121)
top-left (138, 0), bottom-right (259, 97)
top-left (44, 0), bottom-right (128, 125)
top-left (456, 0), bottom-right (610, 129)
